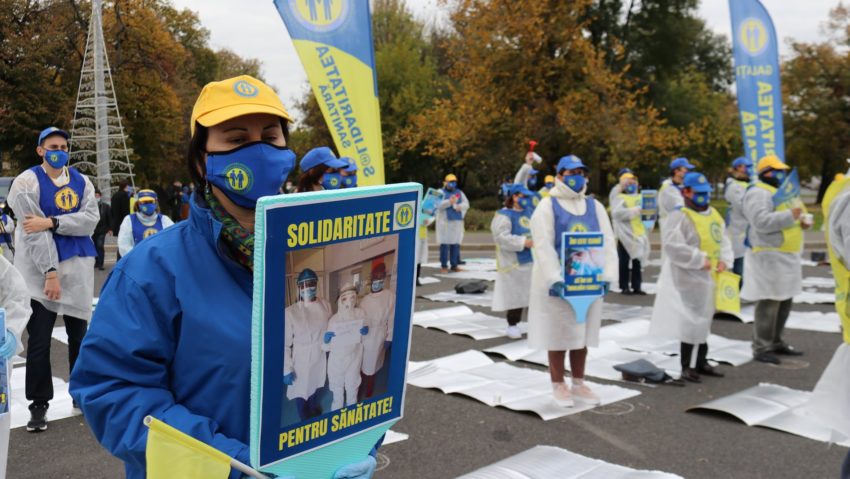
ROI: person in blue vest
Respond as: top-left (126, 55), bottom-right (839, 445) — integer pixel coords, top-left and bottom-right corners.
top-left (0, 209), bottom-right (15, 263)
top-left (7, 126), bottom-right (99, 432)
top-left (435, 174), bottom-right (469, 273)
top-left (69, 76), bottom-right (377, 479)
top-left (658, 157), bottom-right (695, 236)
top-left (117, 189), bottom-right (174, 257)
top-left (528, 155), bottom-right (617, 408)
top-left (340, 157), bottom-right (358, 188)
top-left (491, 184), bottom-right (535, 339)
top-left (296, 146), bottom-right (348, 192)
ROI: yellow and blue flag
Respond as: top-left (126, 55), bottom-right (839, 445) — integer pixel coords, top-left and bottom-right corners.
top-left (729, 0), bottom-right (784, 163)
top-left (274, 0), bottom-right (385, 186)
top-left (772, 168), bottom-right (800, 207)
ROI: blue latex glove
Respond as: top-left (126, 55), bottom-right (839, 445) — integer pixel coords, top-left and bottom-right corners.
top-left (0, 330), bottom-right (16, 360)
top-left (324, 331), bottom-right (336, 344)
top-left (333, 456), bottom-right (377, 479)
top-left (283, 372), bottom-right (296, 385)
top-left (360, 326), bottom-right (369, 335)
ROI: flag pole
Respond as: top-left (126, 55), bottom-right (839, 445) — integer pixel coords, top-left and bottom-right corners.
top-left (143, 416), bottom-right (270, 479)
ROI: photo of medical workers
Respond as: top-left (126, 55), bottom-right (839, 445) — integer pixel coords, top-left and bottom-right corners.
top-left (566, 248), bottom-right (604, 278)
top-left (281, 235), bottom-right (399, 428)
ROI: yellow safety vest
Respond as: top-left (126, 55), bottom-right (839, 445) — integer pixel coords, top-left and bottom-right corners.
top-left (620, 193), bottom-right (646, 237)
top-left (682, 207), bottom-right (724, 268)
top-left (540, 187), bottom-right (551, 198)
top-left (751, 182), bottom-right (804, 254)
top-left (823, 177), bottom-right (850, 344)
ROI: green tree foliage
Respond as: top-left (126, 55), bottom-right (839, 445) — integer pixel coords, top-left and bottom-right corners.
top-left (0, 0), bottom-right (262, 187)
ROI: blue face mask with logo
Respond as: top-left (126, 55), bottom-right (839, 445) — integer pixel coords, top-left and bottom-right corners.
top-left (445, 182), bottom-right (457, 191)
top-left (372, 279), bottom-right (384, 293)
top-left (693, 192), bottom-right (711, 207)
top-left (563, 174), bottom-right (586, 193)
top-left (139, 203), bottom-right (157, 216)
top-left (528, 177), bottom-right (537, 188)
top-left (342, 175), bottom-right (357, 188)
top-left (206, 142), bottom-right (295, 209)
top-left (44, 149), bottom-right (69, 169)
top-left (322, 172), bottom-right (342, 190)
top-left (545, 182), bottom-right (554, 189)
top-left (625, 184), bottom-right (638, 194)
top-left (772, 170), bottom-right (786, 185)
top-left (518, 196), bottom-right (533, 210)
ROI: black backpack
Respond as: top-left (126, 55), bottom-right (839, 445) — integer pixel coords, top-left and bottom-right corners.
top-left (454, 280), bottom-right (489, 294)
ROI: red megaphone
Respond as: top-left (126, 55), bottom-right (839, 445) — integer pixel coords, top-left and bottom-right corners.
top-left (528, 140), bottom-right (538, 152)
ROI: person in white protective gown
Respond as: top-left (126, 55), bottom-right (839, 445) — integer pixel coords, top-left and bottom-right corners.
top-left (610, 172), bottom-right (650, 295)
top-left (650, 172), bottom-right (733, 382)
top-left (528, 155), bottom-right (617, 408)
top-left (658, 157), bottom-right (695, 236)
top-left (513, 151), bottom-right (543, 190)
top-left (283, 268), bottom-right (332, 420)
top-left (539, 175), bottom-right (555, 198)
top-left (741, 155), bottom-right (811, 364)
top-left (117, 189), bottom-right (174, 256)
top-left (802, 172), bottom-right (850, 473)
top-left (322, 283), bottom-right (369, 410)
top-left (358, 262), bottom-right (395, 400)
top-left (8, 126), bottom-right (98, 432)
top-left (491, 184), bottom-right (535, 339)
top-left (435, 174), bottom-right (469, 273)
top-left (724, 157), bottom-right (753, 280)
top-left (415, 215), bottom-right (434, 286)
top-left (607, 168), bottom-right (633, 209)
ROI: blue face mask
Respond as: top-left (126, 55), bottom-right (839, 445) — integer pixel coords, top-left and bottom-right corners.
top-left (372, 279), bottom-right (384, 292)
top-left (322, 172), bottom-right (342, 190)
top-left (518, 196), bottom-right (532, 210)
top-left (745, 166), bottom-right (755, 178)
top-left (139, 203), bottom-right (157, 216)
top-left (625, 184), bottom-right (638, 194)
top-left (693, 192), bottom-right (711, 207)
top-left (445, 181), bottom-right (457, 191)
top-left (528, 177), bottom-right (537, 188)
top-left (44, 149), bottom-right (69, 169)
top-left (342, 175), bottom-right (357, 188)
top-left (300, 286), bottom-right (317, 302)
top-left (206, 142), bottom-right (295, 209)
top-left (772, 170), bottom-right (786, 184)
top-left (563, 174), bottom-right (586, 193)
top-left (545, 182), bottom-right (554, 189)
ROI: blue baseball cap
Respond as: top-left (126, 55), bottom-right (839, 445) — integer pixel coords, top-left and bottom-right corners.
top-left (683, 172), bottom-right (713, 193)
top-left (529, 168), bottom-right (539, 176)
top-left (342, 157), bottom-right (358, 173)
top-left (731, 156), bottom-right (752, 169)
top-left (507, 184), bottom-right (534, 197)
top-left (556, 155), bottom-right (588, 173)
top-left (37, 127), bottom-right (69, 146)
top-left (299, 147), bottom-right (348, 172)
top-left (670, 157), bottom-right (695, 171)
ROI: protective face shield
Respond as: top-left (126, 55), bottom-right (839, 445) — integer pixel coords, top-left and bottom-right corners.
top-left (342, 175), bottom-right (357, 188)
top-left (298, 278), bottom-right (318, 302)
top-left (205, 141), bottom-right (296, 209)
top-left (138, 202), bottom-right (157, 216)
top-left (445, 181), bottom-right (457, 191)
top-left (624, 183), bottom-right (638, 194)
top-left (44, 149), bottom-right (69, 169)
top-left (371, 279), bottom-right (385, 293)
top-left (338, 290), bottom-right (356, 312)
top-left (562, 174), bottom-right (586, 193)
top-left (322, 171), bottom-right (342, 190)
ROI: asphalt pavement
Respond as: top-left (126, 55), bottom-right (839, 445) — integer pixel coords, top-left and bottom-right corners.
top-left (7, 243), bottom-right (846, 479)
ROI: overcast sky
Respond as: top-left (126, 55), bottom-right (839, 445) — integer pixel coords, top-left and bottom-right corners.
top-left (169, 0), bottom-right (843, 118)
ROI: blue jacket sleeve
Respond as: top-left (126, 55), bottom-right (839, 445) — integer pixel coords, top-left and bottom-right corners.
top-left (69, 268), bottom-right (249, 477)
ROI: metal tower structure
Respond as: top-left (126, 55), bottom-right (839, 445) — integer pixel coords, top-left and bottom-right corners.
top-left (69, 0), bottom-right (135, 197)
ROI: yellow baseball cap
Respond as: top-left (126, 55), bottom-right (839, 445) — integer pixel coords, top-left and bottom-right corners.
top-left (445, 174), bottom-right (458, 182)
top-left (756, 155), bottom-right (789, 173)
top-left (544, 175), bottom-right (555, 183)
top-left (190, 75), bottom-right (292, 136)
top-left (621, 172), bottom-right (636, 180)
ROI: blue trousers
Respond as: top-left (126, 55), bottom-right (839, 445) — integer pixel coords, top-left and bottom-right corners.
top-left (439, 244), bottom-right (460, 268)
top-left (294, 391), bottom-right (322, 421)
top-left (733, 256), bottom-right (744, 287)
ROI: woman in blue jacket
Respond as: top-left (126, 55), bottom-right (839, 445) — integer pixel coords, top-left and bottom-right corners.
top-left (70, 75), bottom-right (376, 479)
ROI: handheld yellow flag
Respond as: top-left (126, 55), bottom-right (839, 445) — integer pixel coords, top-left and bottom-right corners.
top-left (715, 271), bottom-right (742, 315)
top-left (145, 416), bottom-right (231, 479)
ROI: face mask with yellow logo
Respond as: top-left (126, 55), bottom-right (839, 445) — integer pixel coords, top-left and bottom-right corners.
top-left (205, 141), bottom-right (295, 209)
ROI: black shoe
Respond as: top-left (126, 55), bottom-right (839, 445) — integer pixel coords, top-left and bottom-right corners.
top-left (27, 403), bottom-right (48, 432)
top-left (458, 260), bottom-right (467, 265)
top-left (632, 289), bottom-right (648, 296)
top-left (97, 266), bottom-right (105, 271)
top-left (620, 289), bottom-right (633, 295)
top-left (697, 364), bottom-right (725, 377)
top-left (754, 352), bottom-right (781, 364)
top-left (775, 344), bottom-right (803, 356)
top-left (680, 368), bottom-right (701, 383)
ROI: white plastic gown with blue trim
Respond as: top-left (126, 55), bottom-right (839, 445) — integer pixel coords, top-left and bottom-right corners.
top-left (69, 196), bottom-right (253, 479)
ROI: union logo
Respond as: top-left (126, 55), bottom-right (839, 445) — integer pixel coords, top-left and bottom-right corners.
top-left (54, 187), bottom-right (79, 212)
top-left (233, 80), bottom-right (259, 98)
top-left (143, 228), bottom-right (159, 239)
top-left (710, 222), bottom-right (723, 243)
top-left (290, 0), bottom-right (349, 31)
top-left (570, 223), bottom-right (589, 233)
top-left (395, 204), bottom-right (413, 227)
top-left (224, 164), bottom-right (253, 192)
top-left (724, 285), bottom-right (736, 299)
top-left (739, 18), bottom-right (768, 56)
top-left (519, 216), bottom-right (531, 229)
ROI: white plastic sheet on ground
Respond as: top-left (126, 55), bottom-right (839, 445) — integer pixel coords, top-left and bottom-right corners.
top-left (688, 383), bottom-right (850, 447)
top-left (422, 290), bottom-right (495, 308)
top-left (801, 277), bottom-right (836, 289)
top-left (793, 290), bottom-right (835, 304)
top-left (423, 258), bottom-right (497, 272)
top-left (732, 306), bottom-right (840, 333)
top-left (601, 303), bottom-right (654, 322)
top-left (436, 271), bottom-right (499, 282)
top-left (407, 350), bottom-right (640, 421)
top-left (455, 445), bottom-right (683, 479)
top-left (418, 276), bottom-right (441, 285)
top-left (10, 367), bottom-right (79, 429)
top-left (383, 430), bottom-right (409, 446)
top-left (413, 306), bottom-right (527, 340)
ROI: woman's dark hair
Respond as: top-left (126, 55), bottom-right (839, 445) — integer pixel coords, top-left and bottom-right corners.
top-left (503, 193), bottom-right (519, 209)
top-left (187, 119), bottom-right (291, 191)
top-left (297, 165), bottom-right (328, 193)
